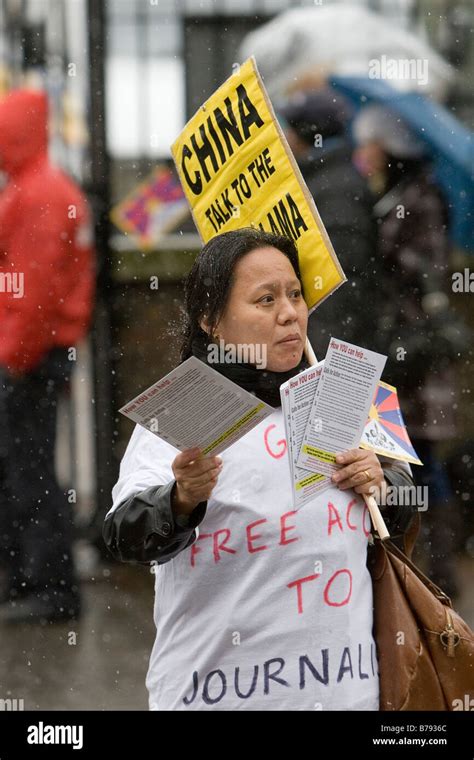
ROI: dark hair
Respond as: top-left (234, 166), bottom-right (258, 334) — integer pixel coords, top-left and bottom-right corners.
top-left (180, 228), bottom-right (302, 361)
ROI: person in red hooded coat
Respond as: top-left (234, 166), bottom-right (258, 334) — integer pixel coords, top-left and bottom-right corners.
top-left (0, 89), bottom-right (95, 623)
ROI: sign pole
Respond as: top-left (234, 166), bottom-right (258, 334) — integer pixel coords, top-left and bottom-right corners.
top-left (303, 336), bottom-right (318, 366)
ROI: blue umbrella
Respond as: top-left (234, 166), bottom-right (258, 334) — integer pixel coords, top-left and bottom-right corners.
top-left (331, 76), bottom-right (474, 252)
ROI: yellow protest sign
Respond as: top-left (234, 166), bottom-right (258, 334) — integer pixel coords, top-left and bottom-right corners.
top-left (171, 56), bottom-right (345, 312)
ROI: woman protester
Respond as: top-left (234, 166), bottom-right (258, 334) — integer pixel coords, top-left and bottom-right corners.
top-left (103, 228), bottom-right (416, 711)
top-left (352, 105), bottom-right (467, 596)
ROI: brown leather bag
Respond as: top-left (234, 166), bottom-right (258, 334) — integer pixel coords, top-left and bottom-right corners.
top-left (369, 515), bottom-right (474, 711)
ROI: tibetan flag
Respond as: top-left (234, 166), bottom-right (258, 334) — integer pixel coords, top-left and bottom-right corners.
top-left (111, 165), bottom-right (189, 248)
top-left (360, 381), bottom-right (422, 465)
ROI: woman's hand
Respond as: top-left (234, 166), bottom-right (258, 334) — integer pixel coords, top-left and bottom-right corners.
top-left (171, 447), bottom-right (223, 516)
top-left (331, 448), bottom-right (386, 499)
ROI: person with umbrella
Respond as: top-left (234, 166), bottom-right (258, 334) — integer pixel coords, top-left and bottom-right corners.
top-left (352, 105), bottom-right (466, 596)
top-left (278, 88), bottom-right (383, 359)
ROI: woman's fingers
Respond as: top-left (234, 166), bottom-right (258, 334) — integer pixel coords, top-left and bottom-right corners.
top-left (178, 458), bottom-right (222, 482)
top-left (180, 465), bottom-right (222, 490)
top-left (332, 448), bottom-right (370, 485)
top-left (173, 448), bottom-right (222, 480)
top-left (172, 448), bottom-right (223, 509)
top-left (332, 449), bottom-right (384, 493)
top-left (173, 447), bottom-right (202, 468)
top-left (334, 448), bottom-right (366, 467)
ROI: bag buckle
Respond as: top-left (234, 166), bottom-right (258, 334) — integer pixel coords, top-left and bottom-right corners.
top-left (440, 620), bottom-right (461, 657)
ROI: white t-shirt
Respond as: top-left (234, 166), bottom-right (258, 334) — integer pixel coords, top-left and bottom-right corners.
top-left (111, 410), bottom-right (379, 711)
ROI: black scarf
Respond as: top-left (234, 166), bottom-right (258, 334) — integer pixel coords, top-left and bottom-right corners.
top-left (190, 330), bottom-right (310, 408)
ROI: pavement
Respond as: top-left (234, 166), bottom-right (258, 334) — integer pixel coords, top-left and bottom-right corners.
top-left (0, 552), bottom-right (472, 710)
top-left (0, 561), bottom-right (155, 710)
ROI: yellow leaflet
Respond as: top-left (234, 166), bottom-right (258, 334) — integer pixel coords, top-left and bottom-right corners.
top-left (202, 403), bottom-right (265, 455)
top-left (301, 445), bottom-right (336, 463)
top-left (295, 472), bottom-right (326, 491)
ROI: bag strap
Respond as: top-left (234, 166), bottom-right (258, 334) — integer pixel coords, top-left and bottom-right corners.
top-left (382, 534), bottom-right (452, 606)
top-left (402, 511), bottom-right (420, 559)
top-left (369, 498), bottom-right (420, 558)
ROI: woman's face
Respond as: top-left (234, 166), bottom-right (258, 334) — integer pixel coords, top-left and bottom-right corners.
top-left (207, 246), bottom-right (308, 373)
